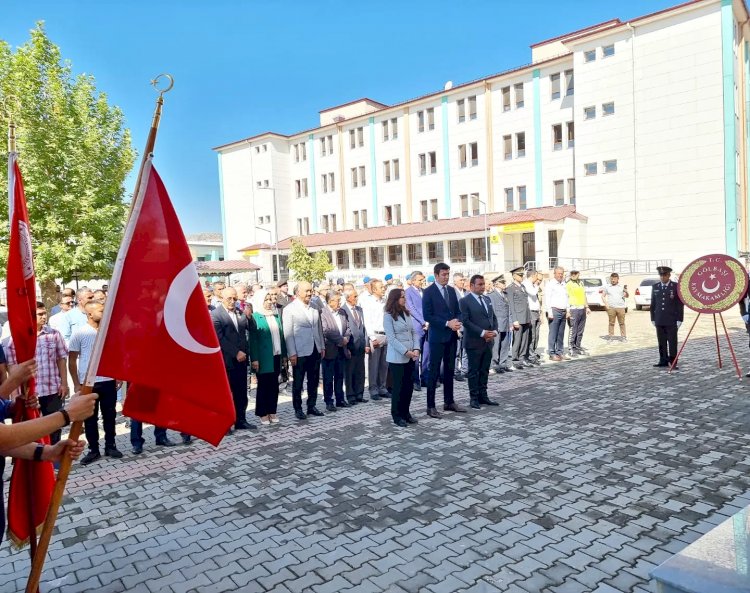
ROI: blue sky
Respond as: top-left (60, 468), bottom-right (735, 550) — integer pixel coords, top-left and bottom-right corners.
top-left (4, 0), bottom-right (677, 234)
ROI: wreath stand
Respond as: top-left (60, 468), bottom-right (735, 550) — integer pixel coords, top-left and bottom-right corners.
top-left (668, 312), bottom-right (742, 379)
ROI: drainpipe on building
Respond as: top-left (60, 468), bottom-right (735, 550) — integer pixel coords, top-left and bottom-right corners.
top-left (627, 22), bottom-right (640, 261)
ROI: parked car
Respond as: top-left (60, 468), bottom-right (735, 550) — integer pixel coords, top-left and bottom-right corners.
top-left (580, 276), bottom-right (608, 309)
top-left (634, 278), bottom-right (659, 310)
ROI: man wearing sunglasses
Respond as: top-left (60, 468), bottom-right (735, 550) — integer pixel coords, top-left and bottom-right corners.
top-left (48, 294), bottom-right (75, 332)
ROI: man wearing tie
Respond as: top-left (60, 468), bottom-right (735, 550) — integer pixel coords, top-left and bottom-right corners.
top-left (422, 262), bottom-right (466, 418)
top-left (405, 270), bottom-right (429, 392)
top-left (461, 275), bottom-right (500, 409)
top-left (651, 266), bottom-right (684, 369)
top-left (342, 287), bottom-right (369, 404)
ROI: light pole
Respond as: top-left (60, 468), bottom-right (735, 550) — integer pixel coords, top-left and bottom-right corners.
top-left (257, 187), bottom-right (280, 281)
top-left (477, 198), bottom-right (489, 266)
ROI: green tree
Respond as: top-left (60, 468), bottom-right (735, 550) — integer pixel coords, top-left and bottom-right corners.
top-left (0, 23), bottom-right (136, 305)
top-left (286, 238), bottom-right (333, 283)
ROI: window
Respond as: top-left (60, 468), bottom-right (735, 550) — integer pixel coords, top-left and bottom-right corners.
top-left (327, 135), bottom-right (333, 155)
top-left (503, 135), bottom-right (512, 160)
top-left (553, 180), bottom-right (564, 206)
top-left (380, 118), bottom-right (397, 141)
top-left (567, 121), bottom-right (575, 148)
top-left (603, 159), bottom-right (618, 173)
top-left (584, 106), bottom-right (596, 120)
top-left (470, 142), bottom-right (478, 166)
top-left (388, 245), bottom-right (403, 267)
top-left (320, 215), bottom-right (329, 233)
top-left (418, 110), bottom-right (425, 133)
top-left (428, 151), bottom-right (437, 174)
top-left (256, 181), bottom-right (262, 188)
top-left (384, 160), bottom-right (391, 182)
top-left (564, 69), bottom-right (574, 96)
top-left (330, 213), bottom-right (337, 231)
top-left (357, 127), bottom-right (364, 147)
top-left (407, 243), bottom-right (423, 265)
top-left (430, 198), bottom-right (438, 220)
top-left (352, 209), bottom-right (368, 229)
top-left (263, 145), bottom-right (267, 152)
top-left (460, 193), bottom-right (480, 217)
top-left (263, 179), bottom-right (269, 188)
top-left (321, 174), bottom-right (328, 193)
top-left (457, 99), bottom-right (465, 123)
top-left (427, 241), bottom-right (444, 263)
top-left (301, 142), bottom-right (307, 161)
top-left (255, 146), bottom-right (260, 154)
top-left (351, 167), bottom-right (358, 188)
top-left (384, 205), bottom-right (393, 225)
top-left (265, 215), bottom-right (271, 223)
top-left (421, 198), bottom-right (439, 221)
top-left (420, 200), bottom-right (428, 221)
top-left (257, 216), bottom-right (264, 225)
top-left (427, 108), bottom-right (435, 130)
top-left (514, 83), bottom-right (524, 108)
top-left (361, 209), bottom-right (368, 227)
top-left (382, 120), bottom-right (389, 141)
top-left (449, 240), bottom-right (467, 263)
top-left (602, 44), bottom-right (615, 58)
top-left (419, 153), bottom-right (427, 176)
top-left (394, 204), bottom-right (401, 224)
top-left (459, 144), bottom-right (467, 168)
top-left (552, 124), bottom-right (563, 151)
top-left (294, 178), bottom-right (308, 198)
top-left (352, 248), bottom-right (366, 269)
top-left (320, 137), bottom-right (327, 156)
top-left (602, 102), bottom-right (615, 116)
top-left (391, 117), bottom-right (398, 139)
top-left (370, 247), bottom-right (384, 268)
top-left (505, 187), bottom-right (514, 211)
top-left (336, 250), bottom-right (350, 269)
top-left (349, 129), bottom-right (356, 149)
top-left (468, 95), bottom-right (477, 120)
top-left (584, 49), bottom-right (596, 63)
top-left (296, 217), bottom-right (310, 236)
top-left (471, 238), bottom-right (487, 262)
top-left (393, 159), bottom-right (400, 181)
top-left (353, 211), bottom-right (360, 229)
top-left (584, 162), bottom-right (598, 176)
top-left (516, 133), bottom-right (525, 158)
top-left (329, 172), bottom-right (335, 192)
top-left (568, 178), bottom-right (576, 206)
top-left (518, 185), bottom-right (527, 210)
top-left (550, 73), bottom-right (560, 100)
top-left (359, 165), bottom-right (366, 186)
top-left (294, 143), bottom-right (300, 163)
top-left (502, 86), bottom-right (511, 111)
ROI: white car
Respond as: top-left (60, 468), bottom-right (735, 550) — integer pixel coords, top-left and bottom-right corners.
top-left (580, 277), bottom-right (608, 309)
top-left (634, 278), bottom-right (659, 310)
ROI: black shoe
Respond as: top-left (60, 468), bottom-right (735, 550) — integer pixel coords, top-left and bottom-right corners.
top-left (393, 418), bottom-right (408, 428)
top-left (155, 438), bottom-right (177, 447)
top-left (104, 447), bottom-right (123, 459)
top-left (406, 415), bottom-right (418, 424)
top-left (80, 450), bottom-right (101, 465)
top-left (336, 400), bottom-right (352, 408)
top-left (480, 398), bottom-right (499, 406)
top-left (653, 362), bottom-right (668, 367)
top-left (413, 384), bottom-right (422, 391)
top-left (347, 398), bottom-right (358, 405)
top-left (357, 396), bottom-right (369, 403)
top-left (513, 363), bottom-right (525, 370)
top-left (235, 421), bottom-right (257, 430)
top-left (492, 367), bottom-right (505, 374)
top-left (181, 435), bottom-right (192, 445)
top-left (326, 404), bottom-right (337, 412)
top-left (454, 373), bottom-right (466, 382)
top-left (470, 400), bottom-right (482, 410)
top-left (371, 394), bottom-right (382, 401)
top-left (132, 444), bottom-right (143, 455)
top-left (295, 409), bottom-right (308, 420)
top-left (380, 392), bottom-right (392, 398)
top-left (427, 407), bottom-right (443, 419)
top-left (307, 407), bottom-right (325, 417)
top-left (444, 403), bottom-right (467, 413)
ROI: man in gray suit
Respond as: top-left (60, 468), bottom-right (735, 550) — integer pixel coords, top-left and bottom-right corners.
top-left (488, 275), bottom-right (511, 373)
top-left (507, 266), bottom-right (533, 370)
top-left (283, 281), bottom-right (326, 420)
top-left (342, 287), bottom-right (369, 405)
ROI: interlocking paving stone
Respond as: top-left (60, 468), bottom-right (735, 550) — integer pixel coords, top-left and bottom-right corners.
top-left (5, 312), bottom-right (750, 592)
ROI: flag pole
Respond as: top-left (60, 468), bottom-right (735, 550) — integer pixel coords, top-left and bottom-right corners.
top-left (25, 75), bottom-right (174, 593)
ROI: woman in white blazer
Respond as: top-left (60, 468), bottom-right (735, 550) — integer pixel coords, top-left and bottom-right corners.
top-left (383, 289), bottom-right (420, 427)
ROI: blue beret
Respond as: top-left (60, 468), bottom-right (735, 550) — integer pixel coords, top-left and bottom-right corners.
top-left (427, 275), bottom-right (435, 282)
top-left (384, 274), bottom-right (393, 281)
top-left (363, 276), bottom-right (371, 283)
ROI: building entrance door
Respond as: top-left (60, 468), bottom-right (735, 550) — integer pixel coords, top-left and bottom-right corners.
top-left (522, 232), bottom-right (535, 267)
top-left (548, 230), bottom-right (559, 268)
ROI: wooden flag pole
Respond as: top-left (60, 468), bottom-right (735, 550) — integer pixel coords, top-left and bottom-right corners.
top-left (25, 75), bottom-right (173, 593)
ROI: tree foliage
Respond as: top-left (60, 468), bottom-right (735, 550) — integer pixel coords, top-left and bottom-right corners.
top-left (0, 23), bottom-right (135, 299)
top-left (286, 238), bottom-right (333, 283)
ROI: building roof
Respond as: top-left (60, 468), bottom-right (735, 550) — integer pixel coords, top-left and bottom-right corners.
top-left (277, 205), bottom-right (586, 250)
top-left (186, 232), bottom-right (223, 243)
top-left (319, 97), bottom-right (388, 114)
top-left (194, 260), bottom-right (260, 275)
top-left (237, 242), bottom-right (274, 252)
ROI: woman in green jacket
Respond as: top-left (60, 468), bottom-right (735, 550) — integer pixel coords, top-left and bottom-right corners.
top-left (249, 289), bottom-right (287, 425)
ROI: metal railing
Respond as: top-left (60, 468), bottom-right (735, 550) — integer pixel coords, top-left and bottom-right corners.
top-left (550, 257), bottom-right (672, 274)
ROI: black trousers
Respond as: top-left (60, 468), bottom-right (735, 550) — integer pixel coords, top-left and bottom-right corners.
top-left (467, 345), bottom-right (492, 402)
top-left (511, 323), bottom-right (531, 361)
top-left (39, 393), bottom-right (64, 445)
top-left (568, 309), bottom-right (587, 350)
top-left (529, 311), bottom-right (541, 357)
top-left (292, 346), bottom-right (321, 411)
top-left (427, 338), bottom-right (457, 409)
top-left (322, 352), bottom-right (346, 405)
top-left (227, 363), bottom-right (249, 427)
top-left (656, 324), bottom-right (678, 363)
top-left (255, 355), bottom-right (281, 416)
top-left (84, 380), bottom-right (118, 453)
top-left (345, 351), bottom-right (366, 401)
top-left (389, 361), bottom-right (414, 420)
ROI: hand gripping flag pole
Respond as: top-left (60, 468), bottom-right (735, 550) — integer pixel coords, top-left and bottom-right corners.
top-left (25, 75), bottom-right (174, 593)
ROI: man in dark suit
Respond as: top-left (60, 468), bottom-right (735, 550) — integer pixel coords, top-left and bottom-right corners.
top-left (211, 286), bottom-right (255, 430)
top-left (461, 275), bottom-right (500, 409)
top-left (423, 262), bottom-right (466, 418)
top-left (405, 270), bottom-right (429, 391)
top-left (320, 291), bottom-right (352, 412)
top-left (342, 287), bottom-right (369, 404)
top-left (651, 266), bottom-right (684, 368)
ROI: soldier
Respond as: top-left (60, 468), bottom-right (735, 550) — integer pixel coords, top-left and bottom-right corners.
top-left (488, 275), bottom-right (510, 373)
top-left (506, 266), bottom-right (533, 369)
top-left (651, 266), bottom-right (684, 368)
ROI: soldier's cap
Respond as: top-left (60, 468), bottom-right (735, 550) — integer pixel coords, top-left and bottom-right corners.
top-left (570, 270), bottom-right (580, 275)
top-left (657, 266), bottom-right (673, 274)
top-left (276, 279), bottom-right (288, 288)
top-left (384, 273), bottom-right (393, 281)
top-left (510, 266), bottom-right (524, 275)
top-left (363, 276), bottom-right (371, 283)
top-left (493, 275), bottom-right (506, 283)
top-left (405, 273), bottom-right (412, 281)
top-left (336, 278), bottom-right (345, 285)
top-left (427, 275), bottom-right (435, 282)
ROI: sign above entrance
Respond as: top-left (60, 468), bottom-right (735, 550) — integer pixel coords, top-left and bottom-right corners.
top-left (243, 249), bottom-right (261, 257)
top-left (678, 254), bottom-right (748, 314)
top-left (496, 221), bottom-right (535, 233)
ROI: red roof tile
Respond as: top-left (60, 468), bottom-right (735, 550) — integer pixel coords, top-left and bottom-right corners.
top-left (277, 206), bottom-right (585, 249)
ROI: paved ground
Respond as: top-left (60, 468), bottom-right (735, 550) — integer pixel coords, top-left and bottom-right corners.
top-left (4, 308), bottom-right (750, 593)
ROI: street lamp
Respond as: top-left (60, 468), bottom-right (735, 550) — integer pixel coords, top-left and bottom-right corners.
top-left (477, 198), bottom-right (489, 265)
top-left (256, 187), bottom-right (280, 281)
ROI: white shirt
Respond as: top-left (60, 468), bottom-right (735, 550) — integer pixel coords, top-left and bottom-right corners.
top-left (362, 294), bottom-right (385, 339)
top-left (329, 307), bottom-right (343, 334)
top-left (522, 279), bottom-right (540, 312)
top-left (545, 279), bottom-right (569, 315)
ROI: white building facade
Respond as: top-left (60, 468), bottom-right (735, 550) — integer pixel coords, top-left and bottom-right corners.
top-left (215, 0), bottom-right (750, 282)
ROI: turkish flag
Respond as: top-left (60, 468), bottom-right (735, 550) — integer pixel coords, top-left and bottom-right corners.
top-left (97, 159), bottom-right (234, 446)
top-left (6, 154), bottom-right (55, 548)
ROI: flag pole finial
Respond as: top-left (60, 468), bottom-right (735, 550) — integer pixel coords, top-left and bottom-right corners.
top-left (8, 119), bottom-right (16, 154)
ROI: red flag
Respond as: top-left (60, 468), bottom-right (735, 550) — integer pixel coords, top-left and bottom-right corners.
top-left (96, 159), bottom-right (234, 445)
top-left (6, 153), bottom-right (55, 548)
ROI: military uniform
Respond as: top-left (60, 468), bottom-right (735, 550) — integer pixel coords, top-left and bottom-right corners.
top-left (650, 266), bottom-right (684, 367)
top-left (507, 267), bottom-right (532, 367)
top-left (488, 277), bottom-right (510, 371)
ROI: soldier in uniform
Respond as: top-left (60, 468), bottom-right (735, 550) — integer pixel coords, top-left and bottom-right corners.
top-left (506, 266), bottom-right (533, 369)
top-left (488, 275), bottom-right (510, 373)
top-left (651, 265), bottom-right (684, 368)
